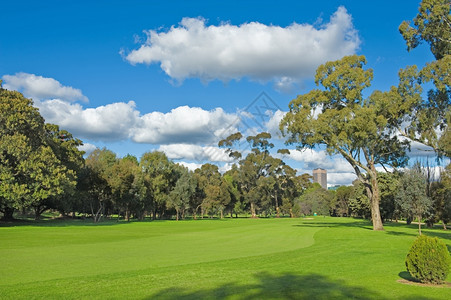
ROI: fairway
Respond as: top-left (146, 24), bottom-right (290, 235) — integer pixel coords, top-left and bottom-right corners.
top-left (1, 217), bottom-right (450, 299)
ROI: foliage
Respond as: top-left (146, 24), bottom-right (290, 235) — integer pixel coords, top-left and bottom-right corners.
top-left (281, 55), bottom-right (419, 230)
top-left (399, 0), bottom-right (450, 158)
top-left (348, 180), bottom-right (371, 219)
top-left (430, 163), bottom-right (451, 228)
top-left (168, 166), bottom-right (197, 220)
top-left (139, 151), bottom-right (176, 220)
top-left (405, 234), bottom-right (451, 284)
top-left (395, 165), bottom-right (432, 234)
top-left (399, 0), bottom-right (450, 60)
top-left (83, 148), bottom-right (117, 222)
top-left (331, 185), bottom-right (353, 217)
top-left (378, 172), bottom-right (401, 222)
top-left (0, 85), bottom-right (80, 220)
top-left (218, 132), bottom-right (243, 160)
top-left (298, 183), bottom-right (333, 216)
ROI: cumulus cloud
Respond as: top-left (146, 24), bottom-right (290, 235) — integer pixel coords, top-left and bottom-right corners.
top-left (124, 7), bottom-right (359, 87)
top-left (132, 106), bottom-right (239, 144)
top-left (407, 141), bottom-right (437, 158)
top-left (286, 149), bottom-right (333, 169)
top-left (177, 161), bottom-right (203, 171)
top-left (2, 72), bottom-right (88, 102)
top-left (264, 110), bottom-right (286, 139)
top-left (36, 99), bottom-right (139, 141)
top-left (78, 143), bottom-right (98, 156)
top-left (33, 95), bottom-right (240, 145)
top-left (327, 172), bottom-right (357, 186)
top-left (287, 149), bottom-right (356, 186)
top-left (158, 144), bottom-right (234, 162)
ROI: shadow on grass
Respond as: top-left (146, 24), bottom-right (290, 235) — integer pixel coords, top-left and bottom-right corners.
top-left (293, 219), bottom-right (373, 230)
top-left (384, 223), bottom-right (451, 241)
top-left (147, 272), bottom-right (387, 300)
top-left (0, 217), bottom-right (130, 228)
top-left (0, 216), bottom-right (238, 228)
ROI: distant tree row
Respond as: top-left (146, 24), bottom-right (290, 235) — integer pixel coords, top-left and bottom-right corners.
top-left (1, 83), bottom-right (449, 228)
top-left (325, 164), bottom-right (451, 233)
top-left (0, 90), bottom-right (315, 222)
top-left (1, 0), bottom-right (449, 231)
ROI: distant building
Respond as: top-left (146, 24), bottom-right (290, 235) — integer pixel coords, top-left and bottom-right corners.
top-left (313, 168), bottom-right (327, 189)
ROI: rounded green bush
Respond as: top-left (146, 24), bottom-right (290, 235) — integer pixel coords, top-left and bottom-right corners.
top-left (405, 235), bottom-right (451, 284)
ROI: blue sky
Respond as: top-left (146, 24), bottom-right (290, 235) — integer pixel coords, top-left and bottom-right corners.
top-left (0, 0), bottom-right (443, 186)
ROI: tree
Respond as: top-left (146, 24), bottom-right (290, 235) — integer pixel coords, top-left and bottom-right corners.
top-left (0, 84), bottom-right (78, 220)
top-left (399, 0), bottom-right (450, 60)
top-left (44, 124), bottom-right (85, 217)
top-left (395, 165), bottom-right (432, 235)
top-left (168, 166), bottom-right (196, 220)
top-left (281, 55), bottom-right (416, 230)
top-left (109, 155), bottom-right (139, 221)
top-left (194, 163), bottom-right (229, 218)
top-left (399, 1), bottom-right (450, 158)
top-left (84, 148), bottom-right (117, 222)
top-left (377, 172), bottom-right (400, 222)
top-left (430, 163), bottom-right (451, 229)
top-left (218, 132), bottom-right (243, 160)
top-left (332, 185), bottom-right (353, 217)
top-left (140, 151), bottom-right (175, 220)
top-left (223, 165), bottom-right (245, 218)
top-left (299, 183), bottom-right (334, 216)
top-left (348, 180), bottom-right (371, 219)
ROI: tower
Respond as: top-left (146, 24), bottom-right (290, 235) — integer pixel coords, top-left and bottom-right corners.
top-left (313, 168), bottom-right (327, 189)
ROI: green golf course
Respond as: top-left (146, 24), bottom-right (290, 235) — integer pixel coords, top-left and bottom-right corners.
top-left (1, 217), bottom-right (449, 299)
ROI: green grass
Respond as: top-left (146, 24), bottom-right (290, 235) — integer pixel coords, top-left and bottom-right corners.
top-left (0, 217), bottom-right (450, 299)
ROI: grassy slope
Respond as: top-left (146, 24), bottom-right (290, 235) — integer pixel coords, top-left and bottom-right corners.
top-left (0, 217), bottom-right (449, 299)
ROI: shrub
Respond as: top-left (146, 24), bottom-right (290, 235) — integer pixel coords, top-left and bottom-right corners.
top-left (405, 235), bottom-right (451, 284)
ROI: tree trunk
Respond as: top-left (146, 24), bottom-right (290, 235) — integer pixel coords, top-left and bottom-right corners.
top-left (250, 202), bottom-right (257, 218)
top-left (1, 207), bottom-right (15, 221)
top-left (418, 215), bottom-right (422, 235)
top-left (289, 208), bottom-right (294, 218)
top-left (275, 192), bottom-right (280, 218)
top-left (34, 208), bottom-right (41, 220)
top-left (220, 208), bottom-right (224, 219)
top-left (443, 220), bottom-right (447, 230)
top-left (368, 169), bottom-right (384, 231)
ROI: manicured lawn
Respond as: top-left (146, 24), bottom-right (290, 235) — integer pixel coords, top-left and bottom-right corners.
top-left (0, 217), bottom-right (449, 299)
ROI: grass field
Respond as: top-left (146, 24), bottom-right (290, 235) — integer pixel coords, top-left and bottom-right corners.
top-left (0, 217), bottom-right (450, 299)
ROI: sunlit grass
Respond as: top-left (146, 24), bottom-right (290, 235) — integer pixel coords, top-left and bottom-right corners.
top-left (0, 217), bottom-right (449, 299)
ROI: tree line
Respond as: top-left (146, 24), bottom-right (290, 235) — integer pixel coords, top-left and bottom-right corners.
top-left (1, 0), bottom-right (450, 230)
top-left (0, 84), bottom-right (449, 227)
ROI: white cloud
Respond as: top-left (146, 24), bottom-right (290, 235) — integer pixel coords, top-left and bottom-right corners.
top-left (78, 143), bottom-right (98, 156)
top-left (286, 149), bottom-right (332, 168)
top-left (327, 172), bottom-right (357, 186)
top-left (124, 7), bottom-right (359, 87)
top-left (288, 149), bottom-right (356, 186)
top-left (36, 99), bottom-right (139, 141)
top-left (33, 95), bottom-right (240, 145)
top-left (2, 72), bottom-right (88, 102)
top-left (264, 110), bottom-right (286, 139)
top-left (158, 144), bottom-right (234, 162)
top-left (132, 106), bottom-right (239, 144)
top-left (407, 141), bottom-right (437, 158)
top-left (177, 161), bottom-right (203, 171)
